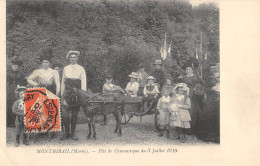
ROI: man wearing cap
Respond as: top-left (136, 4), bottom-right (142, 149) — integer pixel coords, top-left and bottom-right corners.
top-left (151, 59), bottom-right (165, 91)
top-left (125, 72), bottom-right (139, 97)
top-left (60, 50), bottom-right (87, 140)
top-left (7, 59), bottom-right (26, 127)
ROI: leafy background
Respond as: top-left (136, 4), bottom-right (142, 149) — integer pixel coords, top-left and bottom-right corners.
top-left (6, 0), bottom-right (219, 92)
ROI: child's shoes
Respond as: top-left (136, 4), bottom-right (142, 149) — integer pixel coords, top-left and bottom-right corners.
top-left (15, 135), bottom-right (20, 147)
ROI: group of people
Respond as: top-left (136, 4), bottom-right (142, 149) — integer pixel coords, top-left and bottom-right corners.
top-left (7, 49), bottom-right (207, 146)
top-left (99, 58), bottom-right (205, 143)
top-left (8, 50), bottom-right (87, 146)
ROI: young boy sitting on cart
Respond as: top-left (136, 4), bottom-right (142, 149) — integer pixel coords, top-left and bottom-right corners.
top-left (101, 73), bottom-right (122, 125)
top-left (125, 72), bottom-right (139, 97)
top-left (103, 74), bottom-right (122, 94)
top-left (143, 76), bottom-right (160, 108)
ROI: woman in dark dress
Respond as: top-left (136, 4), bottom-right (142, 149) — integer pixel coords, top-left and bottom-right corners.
top-left (7, 59), bottom-right (26, 127)
top-left (197, 63), bottom-right (220, 143)
top-left (178, 61), bottom-right (204, 136)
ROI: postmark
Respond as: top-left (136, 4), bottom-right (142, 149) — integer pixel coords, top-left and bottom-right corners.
top-left (24, 88), bottom-right (61, 133)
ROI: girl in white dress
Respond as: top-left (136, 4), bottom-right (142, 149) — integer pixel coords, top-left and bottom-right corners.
top-left (170, 83), bottom-right (191, 143)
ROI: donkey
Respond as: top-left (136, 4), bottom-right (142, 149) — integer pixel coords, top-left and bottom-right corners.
top-left (61, 88), bottom-right (125, 140)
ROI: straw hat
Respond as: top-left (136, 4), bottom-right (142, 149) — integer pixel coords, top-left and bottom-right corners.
top-left (66, 50), bottom-right (80, 59)
top-left (128, 72), bottom-right (138, 79)
top-left (147, 76), bottom-right (156, 81)
top-left (172, 83), bottom-right (189, 95)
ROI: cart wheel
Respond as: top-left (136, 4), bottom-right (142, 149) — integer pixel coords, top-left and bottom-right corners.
top-left (121, 113), bottom-right (132, 124)
top-left (154, 109), bottom-right (160, 131)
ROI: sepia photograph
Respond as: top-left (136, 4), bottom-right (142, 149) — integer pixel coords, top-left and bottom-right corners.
top-left (5, 0), bottom-right (220, 148)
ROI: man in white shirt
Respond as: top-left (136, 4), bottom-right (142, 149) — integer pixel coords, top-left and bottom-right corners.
top-left (60, 50), bottom-right (87, 140)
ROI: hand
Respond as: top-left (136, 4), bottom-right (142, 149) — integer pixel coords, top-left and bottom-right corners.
top-left (56, 91), bottom-right (60, 96)
top-left (178, 75), bottom-right (183, 79)
top-left (63, 100), bottom-right (68, 107)
top-left (81, 88), bottom-right (86, 92)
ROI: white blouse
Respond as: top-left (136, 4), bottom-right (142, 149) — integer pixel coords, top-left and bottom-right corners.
top-left (61, 64), bottom-right (86, 95)
top-left (27, 68), bottom-right (60, 94)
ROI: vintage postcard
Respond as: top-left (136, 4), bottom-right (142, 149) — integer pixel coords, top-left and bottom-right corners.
top-left (0, 0), bottom-right (259, 166)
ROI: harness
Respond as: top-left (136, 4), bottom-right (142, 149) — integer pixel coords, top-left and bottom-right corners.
top-left (63, 88), bottom-right (125, 108)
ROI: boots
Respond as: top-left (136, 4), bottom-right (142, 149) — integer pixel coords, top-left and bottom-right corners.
top-left (166, 126), bottom-right (170, 139)
top-left (60, 117), bottom-right (70, 140)
top-left (23, 133), bottom-right (29, 145)
top-left (71, 116), bottom-right (78, 140)
top-left (171, 127), bottom-right (179, 140)
top-left (158, 126), bottom-right (164, 137)
top-left (15, 135), bottom-right (20, 147)
top-left (180, 129), bottom-right (187, 143)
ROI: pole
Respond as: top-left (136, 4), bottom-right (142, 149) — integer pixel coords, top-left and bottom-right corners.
top-left (200, 32), bottom-right (203, 77)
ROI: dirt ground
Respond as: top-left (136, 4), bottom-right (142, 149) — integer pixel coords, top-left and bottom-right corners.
top-left (6, 109), bottom-right (216, 147)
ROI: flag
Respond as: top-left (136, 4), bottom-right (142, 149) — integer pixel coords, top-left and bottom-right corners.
top-left (204, 52), bottom-right (208, 60)
top-left (196, 48), bottom-right (199, 59)
top-left (160, 33), bottom-right (170, 60)
top-left (168, 41), bottom-right (172, 55)
top-left (163, 33), bottom-right (167, 60)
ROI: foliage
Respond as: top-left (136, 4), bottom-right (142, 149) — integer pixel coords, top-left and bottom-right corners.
top-left (6, 0), bottom-right (219, 92)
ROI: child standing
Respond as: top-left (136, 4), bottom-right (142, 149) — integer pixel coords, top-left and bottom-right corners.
top-left (170, 83), bottom-right (191, 143)
top-left (161, 77), bottom-right (174, 97)
top-left (12, 86), bottom-right (29, 147)
top-left (157, 90), bottom-right (171, 139)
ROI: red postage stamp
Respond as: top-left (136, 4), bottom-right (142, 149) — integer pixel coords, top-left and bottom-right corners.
top-left (24, 88), bottom-right (61, 133)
